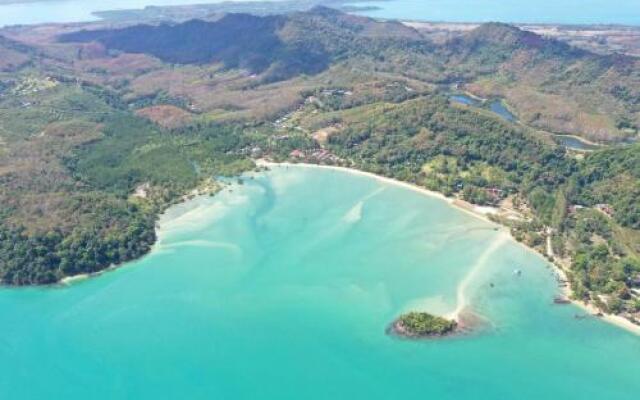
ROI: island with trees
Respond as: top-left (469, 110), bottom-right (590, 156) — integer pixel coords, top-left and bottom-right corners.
top-left (390, 312), bottom-right (459, 338)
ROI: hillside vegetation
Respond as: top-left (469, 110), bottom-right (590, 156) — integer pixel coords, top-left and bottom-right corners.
top-left (0, 75), bottom-right (254, 284)
top-left (298, 95), bottom-right (640, 317)
top-left (0, 8), bottom-right (638, 323)
top-left (58, 9), bottom-right (640, 141)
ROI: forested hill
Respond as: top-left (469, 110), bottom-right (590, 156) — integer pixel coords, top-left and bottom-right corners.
top-left (59, 7), bottom-right (420, 82)
top-left (61, 14), bottom-right (299, 75)
top-left (59, 8), bottom-right (640, 140)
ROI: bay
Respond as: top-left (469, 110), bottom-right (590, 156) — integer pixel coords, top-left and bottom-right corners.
top-left (0, 165), bottom-right (638, 399)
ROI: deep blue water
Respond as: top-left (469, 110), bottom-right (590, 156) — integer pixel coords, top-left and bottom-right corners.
top-left (0, 0), bottom-right (279, 27)
top-left (352, 0), bottom-right (640, 25)
top-left (1, 0), bottom-right (639, 27)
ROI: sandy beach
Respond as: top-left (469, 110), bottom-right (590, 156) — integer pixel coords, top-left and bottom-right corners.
top-left (260, 160), bottom-right (640, 336)
top-left (257, 161), bottom-right (499, 225)
top-left (60, 273), bottom-right (90, 285)
top-left (59, 263), bottom-right (120, 286)
top-left (550, 254), bottom-right (640, 335)
top-left (58, 160), bottom-right (640, 336)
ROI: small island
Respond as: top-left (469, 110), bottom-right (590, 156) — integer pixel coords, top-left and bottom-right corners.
top-left (390, 312), bottom-right (458, 338)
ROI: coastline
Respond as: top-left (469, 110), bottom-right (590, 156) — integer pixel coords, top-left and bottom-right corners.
top-left (59, 273), bottom-right (90, 285)
top-left (259, 160), bottom-right (640, 336)
top-left (59, 263), bottom-right (121, 286)
top-left (579, 300), bottom-right (640, 336)
top-left (549, 257), bottom-right (640, 336)
top-left (554, 133), bottom-right (602, 147)
top-left (56, 161), bottom-right (497, 289)
top-left (257, 160), bottom-right (499, 225)
top-left (58, 159), bottom-right (640, 336)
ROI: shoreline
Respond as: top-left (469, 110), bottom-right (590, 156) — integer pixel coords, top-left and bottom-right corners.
top-left (554, 133), bottom-right (602, 147)
top-left (548, 256), bottom-right (640, 335)
top-left (257, 161), bottom-right (499, 225)
top-left (260, 160), bottom-right (640, 336)
top-left (58, 160), bottom-right (640, 336)
top-left (58, 262), bottom-right (121, 286)
top-left (59, 273), bottom-right (90, 285)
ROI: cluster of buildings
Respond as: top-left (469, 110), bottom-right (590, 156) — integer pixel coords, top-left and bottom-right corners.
top-left (235, 146), bottom-right (264, 158)
top-left (273, 116), bottom-right (290, 129)
top-left (595, 203), bottom-right (615, 217)
top-left (484, 187), bottom-right (505, 202)
top-left (320, 88), bottom-right (353, 97)
top-left (304, 88), bottom-right (354, 108)
top-left (289, 148), bottom-right (341, 163)
top-left (567, 203), bottom-right (615, 218)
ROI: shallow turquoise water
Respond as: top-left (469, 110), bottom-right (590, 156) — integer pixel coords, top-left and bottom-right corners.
top-left (1, 165), bottom-right (639, 399)
top-left (352, 0), bottom-right (640, 25)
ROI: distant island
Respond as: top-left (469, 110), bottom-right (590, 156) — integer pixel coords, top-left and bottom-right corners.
top-left (92, 0), bottom-right (383, 22)
top-left (390, 312), bottom-right (458, 338)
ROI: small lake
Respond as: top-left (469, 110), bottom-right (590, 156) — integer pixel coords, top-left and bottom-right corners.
top-left (450, 94), bottom-right (479, 106)
top-left (449, 95), bottom-right (616, 150)
top-left (450, 94), bottom-right (516, 123)
top-left (555, 135), bottom-right (601, 151)
top-left (489, 100), bottom-right (516, 122)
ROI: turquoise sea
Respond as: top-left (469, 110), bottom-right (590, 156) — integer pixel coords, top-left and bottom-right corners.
top-left (1, 165), bottom-right (639, 399)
